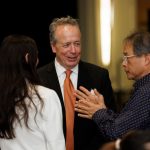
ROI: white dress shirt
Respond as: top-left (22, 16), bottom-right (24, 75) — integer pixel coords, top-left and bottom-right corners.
top-left (0, 85), bottom-right (65, 150)
top-left (55, 58), bottom-right (78, 100)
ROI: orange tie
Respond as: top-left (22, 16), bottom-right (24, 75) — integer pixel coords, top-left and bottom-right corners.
top-left (64, 70), bottom-right (75, 150)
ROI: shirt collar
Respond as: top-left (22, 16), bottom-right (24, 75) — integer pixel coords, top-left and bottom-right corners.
top-left (133, 73), bottom-right (150, 90)
top-left (54, 58), bottom-right (78, 77)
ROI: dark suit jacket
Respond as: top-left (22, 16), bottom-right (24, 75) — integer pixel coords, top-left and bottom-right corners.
top-left (37, 60), bottom-right (116, 150)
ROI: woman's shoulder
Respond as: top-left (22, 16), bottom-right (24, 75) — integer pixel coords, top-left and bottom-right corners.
top-left (35, 85), bottom-right (61, 115)
top-left (35, 85), bottom-right (58, 97)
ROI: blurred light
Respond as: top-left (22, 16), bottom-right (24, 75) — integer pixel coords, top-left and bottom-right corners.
top-left (100, 0), bottom-right (111, 66)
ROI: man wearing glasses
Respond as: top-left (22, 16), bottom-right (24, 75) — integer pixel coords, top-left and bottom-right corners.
top-left (74, 31), bottom-right (150, 142)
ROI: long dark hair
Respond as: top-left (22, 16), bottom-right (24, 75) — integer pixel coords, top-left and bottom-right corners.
top-left (0, 34), bottom-right (43, 139)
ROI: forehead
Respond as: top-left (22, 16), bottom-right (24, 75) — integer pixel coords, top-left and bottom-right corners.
top-left (55, 25), bottom-right (81, 43)
top-left (55, 24), bottom-right (80, 34)
top-left (123, 41), bottom-right (134, 54)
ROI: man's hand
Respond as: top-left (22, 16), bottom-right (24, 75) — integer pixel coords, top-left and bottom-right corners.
top-left (74, 86), bottom-right (106, 119)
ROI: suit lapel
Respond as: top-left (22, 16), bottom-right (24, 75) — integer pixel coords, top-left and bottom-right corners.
top-left (46, 62), bottom-right (63, 101)
top-left (77, 61), bottom-right (93, 90)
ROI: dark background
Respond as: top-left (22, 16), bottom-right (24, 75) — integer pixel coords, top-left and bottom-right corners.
top-left (0, 0), bottom-right (78, 67)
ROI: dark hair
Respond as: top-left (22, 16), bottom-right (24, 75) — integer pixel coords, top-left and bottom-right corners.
top-left (124, 31), bottom-right (150, 56)
top-left (49, 16), bottom-right (80, 44)
top-left (120, 130), bottom-right (150, 150)
top-left (0, 34), bottom-right (43, 139)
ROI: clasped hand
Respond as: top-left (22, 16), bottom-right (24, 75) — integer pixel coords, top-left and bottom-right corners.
top-left (74, 86), bottom-right (106, 119)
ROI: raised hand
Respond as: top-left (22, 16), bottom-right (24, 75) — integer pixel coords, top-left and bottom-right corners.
top-left (74, 86), bottom-right (106, 119)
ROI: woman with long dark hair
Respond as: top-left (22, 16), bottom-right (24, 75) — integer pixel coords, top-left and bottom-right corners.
top-left (0, 35), bottom-right (65, 150)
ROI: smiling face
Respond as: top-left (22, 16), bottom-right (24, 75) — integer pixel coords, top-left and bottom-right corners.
top-left (51, 24), bottom-right (81, 69)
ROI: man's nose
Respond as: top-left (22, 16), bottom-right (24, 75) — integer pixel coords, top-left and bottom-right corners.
top-left (70, 44), bottom-right (76, 53)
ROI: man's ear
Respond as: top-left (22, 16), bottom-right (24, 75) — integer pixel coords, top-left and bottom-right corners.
top-left (51, 43), bottom-right (56, 53)
top-left (25, 53), bottom-right (29, 63)
top-left (145, 54), bottom-right (150, 65)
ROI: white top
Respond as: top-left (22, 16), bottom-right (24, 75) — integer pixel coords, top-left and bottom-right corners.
top-left (0, 85), bottom-right (65, 150)
top-left (55, 58), bottom-right (78, 100)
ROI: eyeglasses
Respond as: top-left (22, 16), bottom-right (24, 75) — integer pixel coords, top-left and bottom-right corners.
top-left (122, 55), bottom-right (137, 63)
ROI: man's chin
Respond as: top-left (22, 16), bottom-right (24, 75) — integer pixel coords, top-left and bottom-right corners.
top-left (67, 61), bottom-right (79, 67)
top-left (126, 73), bottom-right (132, 80)
top-left (66, 63), bottom-right (78, 69)
top-left (126, 75), bottom-right (134, 80)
